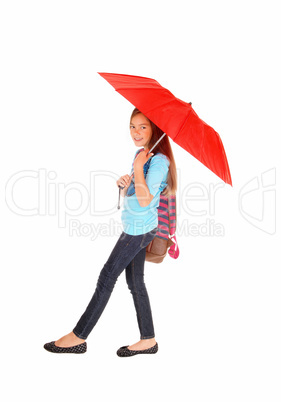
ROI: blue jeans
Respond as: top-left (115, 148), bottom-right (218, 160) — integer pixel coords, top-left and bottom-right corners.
top-left (73, 227), bottom-right (158, 340)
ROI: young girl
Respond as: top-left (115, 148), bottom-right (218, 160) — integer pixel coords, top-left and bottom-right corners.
top-left (44, 108), bottom-right (177, 357)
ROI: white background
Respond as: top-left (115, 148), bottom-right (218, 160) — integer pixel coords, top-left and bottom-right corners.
top-left (0, 1), bottom-right (280, 401)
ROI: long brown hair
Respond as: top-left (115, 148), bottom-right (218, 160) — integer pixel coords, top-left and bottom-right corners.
top-left (130, 108), bottom-right (177, 196)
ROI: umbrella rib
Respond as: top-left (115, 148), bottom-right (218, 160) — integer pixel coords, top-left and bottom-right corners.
top-left (172, 107), bottom-right (193, 141)
top-left (144, 99), bottom-right (178, 115)
top-left (144, 98), bottom-right (191, 123)
top-left (174, 108), bottom-right (206, 162)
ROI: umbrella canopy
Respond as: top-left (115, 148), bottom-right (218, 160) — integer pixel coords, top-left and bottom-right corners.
top-left (98, 72), bottom-right (232, 185)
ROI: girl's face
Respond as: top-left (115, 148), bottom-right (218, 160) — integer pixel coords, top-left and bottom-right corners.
top-left (130, 113), bottom-right (153, 150)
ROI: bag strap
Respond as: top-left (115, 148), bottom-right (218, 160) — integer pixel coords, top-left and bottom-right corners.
top-left (168, 194), bottom-right (176, 236)
top-left (168, 194), bottom-right (179, 259)
top-left (168, 195), bottom-right (171, 234)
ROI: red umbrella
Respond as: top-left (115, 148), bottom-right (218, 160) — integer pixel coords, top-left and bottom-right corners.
top-left (98, 72), bottom-right (232, 185)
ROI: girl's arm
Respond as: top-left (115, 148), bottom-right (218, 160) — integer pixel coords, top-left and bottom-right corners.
top-left (134, 166), bottom-right (154, 207)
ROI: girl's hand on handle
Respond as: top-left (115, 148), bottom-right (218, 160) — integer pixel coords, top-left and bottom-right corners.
top-left (116, 174), bottom-right (132, 189)
top-left (134, 149), bottom-right (154, 171)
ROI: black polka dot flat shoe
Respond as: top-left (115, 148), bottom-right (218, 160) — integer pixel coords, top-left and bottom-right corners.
top-left (116, 342), bottom-right (158, 357)
top-left (44, 341), bottom-right (87, 354)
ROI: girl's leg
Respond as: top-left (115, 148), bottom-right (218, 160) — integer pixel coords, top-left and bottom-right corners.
top-left (125, 247), bottom-right (155, 341)
top-left (71, 228), bottom-right (157, 341)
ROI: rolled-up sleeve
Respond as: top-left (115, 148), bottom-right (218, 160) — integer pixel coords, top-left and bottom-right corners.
top-left (146, 155), bottom-right (170, 196)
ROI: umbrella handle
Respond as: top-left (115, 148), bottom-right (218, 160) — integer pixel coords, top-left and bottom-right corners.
top-left (117, 185), bottom-right (124, 209)
top-left (148, 132), bottom-right (166, 154)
